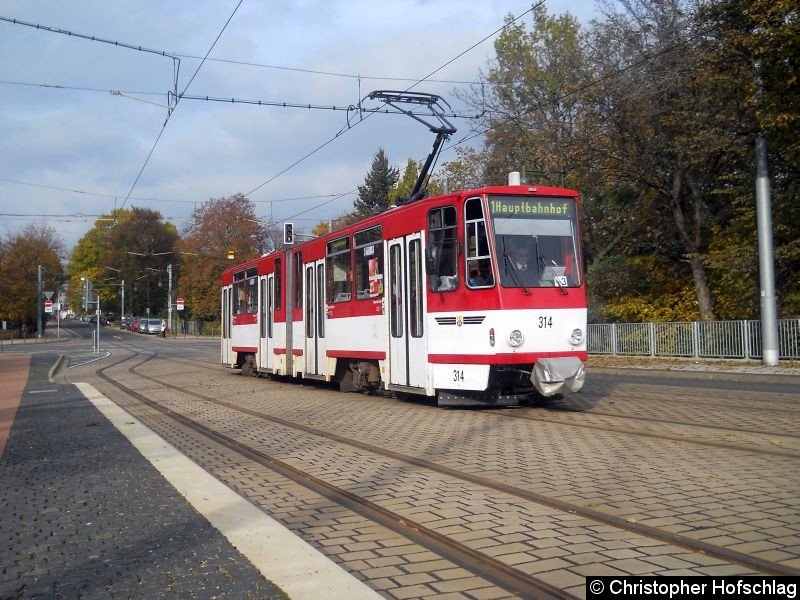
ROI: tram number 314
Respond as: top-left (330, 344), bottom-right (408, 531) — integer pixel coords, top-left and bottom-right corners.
top-left (453, 369), bottom-right (465, 382)
top-left (538, 315), bottom-right (553, 328)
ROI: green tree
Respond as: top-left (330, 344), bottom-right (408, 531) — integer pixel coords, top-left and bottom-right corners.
top-left (460, 5), bottom-right (587, 188)
top-left (433, 147), bottom-right (488, 192)
top-left (353, 148), bottom-right (399, 217)
top-left (388, 159), bottom-right (420, 206)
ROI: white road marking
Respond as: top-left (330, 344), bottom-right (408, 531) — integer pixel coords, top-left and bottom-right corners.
top-left (67, 351), bottom-right (112, 368)
top-left (75, 382), bottom-right (381, 600)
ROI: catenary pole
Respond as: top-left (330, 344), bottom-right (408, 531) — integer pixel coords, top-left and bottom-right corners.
top-left (755, 133), bottom-right (779, 366)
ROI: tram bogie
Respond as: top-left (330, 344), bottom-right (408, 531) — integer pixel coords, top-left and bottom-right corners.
top-left (221, 177), bottom-right (587, 407)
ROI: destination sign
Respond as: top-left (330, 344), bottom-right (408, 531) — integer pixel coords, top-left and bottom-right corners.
top-left (489, 197), bottom-right (575, 219)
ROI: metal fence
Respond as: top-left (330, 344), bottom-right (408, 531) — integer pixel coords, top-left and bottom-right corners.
top-left (588, 319), bottom-right (800, 360)
top-left (168, 318), bottom-right (220, 338)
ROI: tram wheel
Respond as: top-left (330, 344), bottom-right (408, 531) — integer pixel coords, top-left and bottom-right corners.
top-left (241, 355), bottom-right (258, 377)
top-left (338, 369), bottom-right (356, 393)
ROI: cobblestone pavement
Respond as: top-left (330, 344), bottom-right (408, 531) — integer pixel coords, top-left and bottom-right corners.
top-left (64, 349), bottom-right (800, 599)
top-left (0, 353), bottom-right (286, 600)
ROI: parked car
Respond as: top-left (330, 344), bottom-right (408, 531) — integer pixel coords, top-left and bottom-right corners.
top-left (120, 317), bottom-right (132, 330)
top-left (130, 319), bottom-right (139, 333)
top-left (140, 319), bottom-right (164, 335)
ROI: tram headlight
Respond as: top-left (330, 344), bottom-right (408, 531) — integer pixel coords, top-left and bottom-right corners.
top-left (508, 329), bottom-right (524, 348)
top-left (569, 328), bottom-right (584, 346)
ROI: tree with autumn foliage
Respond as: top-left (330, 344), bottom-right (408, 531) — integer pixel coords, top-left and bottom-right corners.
top-left (178, 194), bottom-right (269, 321)
top-left (67, 208), bottom-right (178, 318)
top-left (0, 223), bottom-right (65, 334)
top-left (448, 0), bottom-right (799, 322)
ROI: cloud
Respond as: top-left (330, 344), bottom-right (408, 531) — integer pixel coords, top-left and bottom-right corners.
top-left (0, 0), bottom-right (597, 249)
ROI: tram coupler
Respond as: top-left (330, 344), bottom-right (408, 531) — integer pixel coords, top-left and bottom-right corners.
top-left (531, 357), bottom-right (585, 397)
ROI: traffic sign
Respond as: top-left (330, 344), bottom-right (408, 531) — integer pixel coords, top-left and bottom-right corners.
top-left (176, 297), bottom-right (185, 311)
top-left (44, 299), bottom-right (53, 313)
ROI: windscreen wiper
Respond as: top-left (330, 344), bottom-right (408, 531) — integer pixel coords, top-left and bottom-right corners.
top-left (534, 237), bottom-right (567, 295)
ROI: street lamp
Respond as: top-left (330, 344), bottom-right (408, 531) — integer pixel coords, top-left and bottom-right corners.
top-left (105, 267), bottom-right (125, 319)
top-left (80, 275), bottom-right (100, 354)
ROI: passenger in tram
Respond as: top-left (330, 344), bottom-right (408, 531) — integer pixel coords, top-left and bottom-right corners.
top-left (468, 259), bottom-right (494, 287)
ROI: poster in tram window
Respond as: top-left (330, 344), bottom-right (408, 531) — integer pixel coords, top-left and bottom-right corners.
top-left (368, 258), bottom-right (383, 297)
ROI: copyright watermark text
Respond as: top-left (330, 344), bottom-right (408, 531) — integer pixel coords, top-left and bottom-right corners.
top-left (587, 577), bottom-right (797, 599)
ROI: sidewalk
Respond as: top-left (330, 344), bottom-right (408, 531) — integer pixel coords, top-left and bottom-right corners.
top-left (0, 326), bottom-right (75, 347)
top-left (0, 354), bottom-right (380, 600)
top-left (587, 354), bottom-right (800, 383)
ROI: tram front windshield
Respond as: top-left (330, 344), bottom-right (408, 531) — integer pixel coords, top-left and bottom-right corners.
top-left (489, 196), bottom-right (581, 289)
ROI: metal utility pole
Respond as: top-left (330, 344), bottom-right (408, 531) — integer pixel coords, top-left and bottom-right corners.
top-left (754, 60), bottom-right (779, 366)
top-left (37, 265), bottom-right (43, 338)
top-left (121, 280), bottom-right (125, 320)
top-left (95, 295), bottom-right (101, 354)
top-left (755, 133), bottom-right (779, 366)
top-left (167, 264), bottom-right (173, 332)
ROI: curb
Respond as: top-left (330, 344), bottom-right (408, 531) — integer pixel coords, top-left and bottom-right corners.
top-left (589, 366), bottom-right (800, 386)
top-left (48, 354), bottom-right (68, 383)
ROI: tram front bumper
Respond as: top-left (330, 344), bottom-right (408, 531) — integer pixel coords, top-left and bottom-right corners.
top-left (532, 357), bottom-right (585, 397)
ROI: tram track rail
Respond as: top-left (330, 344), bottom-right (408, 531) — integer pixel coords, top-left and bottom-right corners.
top-left (554, 387), bottom-right (800, 417)
top-left (94, 351), bottom-right (571, 600)
top-left (488, 407), bottom-right (800, 459)
top-left (90, 351), bottom-right (800, 579)
top-left (146, 351), bottom-right (800, 460)
top-left (543, 404), bottom-right (800, 439)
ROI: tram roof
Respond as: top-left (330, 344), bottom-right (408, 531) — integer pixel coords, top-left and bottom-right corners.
top-left (222, 183), bottom-right (579, 281)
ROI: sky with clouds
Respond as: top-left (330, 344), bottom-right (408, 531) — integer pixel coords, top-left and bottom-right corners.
top-left (1, 1), bottom-right (598, 252)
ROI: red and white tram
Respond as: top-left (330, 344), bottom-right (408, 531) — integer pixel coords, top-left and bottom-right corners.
top-left (221, 176), bottom-right (586, 406)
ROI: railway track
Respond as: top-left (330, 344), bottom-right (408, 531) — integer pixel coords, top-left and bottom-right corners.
top-left (489, 408), bottom-right (800, 459)
top-left (83, 351), bottom-right (799, 590)
top-left (152, 350), bottom-right (800, 459)
top-left (94, 352), bottom-right (567, 600)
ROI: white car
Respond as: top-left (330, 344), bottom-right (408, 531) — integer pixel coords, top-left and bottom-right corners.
top-left (140, 319), bottom-right (164, 335)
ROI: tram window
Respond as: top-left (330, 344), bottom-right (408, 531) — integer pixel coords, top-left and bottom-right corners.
top-left (390, 245), bottom-right (403, 338)
top-left (465, 197), bottom-right (494, 289)
top-left (305, 267), bottom-right (314, 338)
top-left (274, 259), bottom-right (282, 310)
top-left (409, 239), bottom-right (423, 338)
top-left (316, 264), bottom-right (325, 337)
top-left (260, 278), bottom-right (267, 338)
top-left (490, 196), bottom-right (581, 288)
top-left (427, 206), bottom-right (458, 292)
top-left (326, 236), bottom-right (352, 303)
top-left (267, 279), bottom-right (273, 338)
top-left (222, 288), bottom-right (228, 338)
top-left (294, 251), bottom-right (303, 308)
top-left (233, 267), bottom-right (258, 315)
top-left (354, 226), bottom-right (383, 299)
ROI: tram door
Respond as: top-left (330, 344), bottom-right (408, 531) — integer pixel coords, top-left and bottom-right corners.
top-left (221, 285), bottom-right (233, 365)
top-left (259, 275), bottom-right (274, 372)
top-left (304, 259), bottom-right (327, 377)
top-left (387, 234), bottom-right (426, 389)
